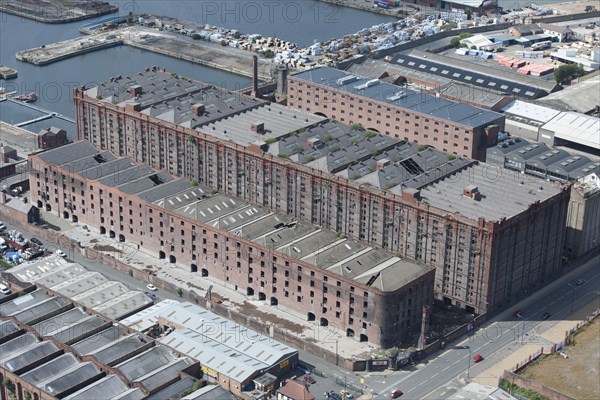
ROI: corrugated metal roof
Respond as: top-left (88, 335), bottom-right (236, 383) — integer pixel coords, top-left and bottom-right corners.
top-left (158, 302), bottom-right (297, 383)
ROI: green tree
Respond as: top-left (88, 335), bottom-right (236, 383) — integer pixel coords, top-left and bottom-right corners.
top-left (176, 287), bottom-right (183, 297)
top-left (450, 36), bottom-right (462, 48)
top-left (4, 379), bottom-right (15, 395)
top-left (191, 33), bottom-right (201, 40)
top-left (260, 49), bottom-right (275, 58)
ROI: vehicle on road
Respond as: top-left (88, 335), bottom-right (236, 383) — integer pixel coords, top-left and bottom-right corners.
top-left (390, 389), bottom-right (403, 398)
top-left (303, 375), bottom-right (316, 384)
top-left (473, 354), bottom-right (484, 363)
top-left (340, 390), bottom-right (353, 399)
top-left (55, 249), bottom-right (66, 258)
top-left (29, 237), bottom-right (43, 246)
top-left (144, 291), bottom-right (158, 300)
top-left (542, 312), bottom-right (550, 320)
top-left (0, 223), bottom-right (6, 231)
top-left (0, 284), bottom-right (11, 295)
top-left (513, 309), bottom-right (523, 317)
top-left (575, 279), bottom-right (587, 286)
top-left (146, 284), bottom-right (158, 291)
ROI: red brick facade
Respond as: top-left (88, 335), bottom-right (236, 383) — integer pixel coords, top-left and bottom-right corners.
top-left (69, 83), bottom-right (569, 321)
top-left (286, 76), bottom-right (505, 161)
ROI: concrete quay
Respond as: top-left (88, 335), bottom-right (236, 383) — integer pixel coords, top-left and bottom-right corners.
top-left (0, 0), bottom-right (118, 23)
top-left (0, 66), bottom-right (18, 80)
top-left (15, 27), bottom-right (275, 80)
top-left (15, 34), bottom-right (122, 65)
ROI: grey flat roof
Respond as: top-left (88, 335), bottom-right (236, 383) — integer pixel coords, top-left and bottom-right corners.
top-left (36, 141), bottom-right (97, 165)
top-left (49, 271), bottom-right (109, 298)
top-left (0, 289), bottom-right (51, 316)
top-left (182, 385), bottom-right (236, 400)
top-left (31, 308), bottom-right (88, 336)
top-left (347, 57), bottom-right (452, 88)
top-left (21, 353), bottom-right (79, 385)
top-left (1, 341), bottom-right (60, 373)
top-left (61, 151), bottom-right (117, 174)
top-left (146, 376), bottom-right (195, 400)
top-left (119, 299), bottom-right (180, 332)
top-left (87, 67), bottom-right (265, 129)
top-left (536, 72), bottom-right (600, 113)
top-left (159, 302), bottom-right (298, 383)
top-left (542, 111), bottom-right (600, 150)
top-left (292, 67), bottom-right (504, 128)
top-left (0, 320), bottom-right (21, 343)
top-left (42, 362), bottom-right (102, 397)
top-left (407, 50), bottom-right (557, 93)
top-left (98, 164), bottom-right (154, 188)
top-left (71, 325), bottom-right (129, 356)
top-left (0, 333), bottom-right (38, 362)
top-left (8, 261), bottom-right (85, 285)
top-left (197, 103), bottom-right (325, 147)
top-left (487, 137), bottom-right (600, 182)
top-left (115, 345), bottom-right (179, 381)
top-left (94, 291), bottom-right (153, 321)
top-left (137, 358), bottom-right (194, 392)
top-left (47, 315), bottom-right (108, 345)
top-left (501, 100), bottom-right (560, 125)
top-left (12, 297), bottom-right (70, 325)
top-left (138, 178), bottom-right (192, 203)
top-left (62, 374), bottom-right (129, 400)
top-left (86, 333), bottom-right (151, 366)
top-left (419, 163), bottom-right (563, 221)
top-left (387, 52), bottom-right (553, 99)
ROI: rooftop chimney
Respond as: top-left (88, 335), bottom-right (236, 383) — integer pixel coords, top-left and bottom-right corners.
top-left (250, 122), bottom-right (264, 134)
top-left (402, 188), bottom-right (421, 203)
top-left (376, 158), bottom-right (390, 170)
top-left (192, 104), bottom-right (206, 116)
top-left (128, 85), bottom-right (142, 96)
top-left (251, 55), bottom-right (259, 98)
top-left (307, 137), bottom-right (320, 149)
top-left (463, 185), bottom-right (481, 201)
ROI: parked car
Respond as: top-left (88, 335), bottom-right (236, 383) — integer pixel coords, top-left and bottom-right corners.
top-left (513, 309), bottom-right (523, 317)
top-left (473, 354), bottom-right (484, 363)
top-left (542, 313), bottom-right (551, 320)
top-left (575, 279), bottom-right (587, 286)
top-left (144, 291), bottom-right (158, 300)
top-left (340, 390), bottom-right (353, 399)
top-left (146, 284), bottom-right (158, 291)
top-left (55, 249), bottom-right (67, 258)
top-left (0, 284), bottom-right (11, 295)
top-left (390, 389), bottom-right (404, 398)
top-left (29, 237), bottom-right (43, 246)
top-left (303, 375), bottom-right (316, 384)
top-left (0, 223), bottom-right (6, 231)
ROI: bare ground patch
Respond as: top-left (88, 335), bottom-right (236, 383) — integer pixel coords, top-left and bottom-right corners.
top-left (519, 318), bottom-right (600, 400)
top-left (93, 244), bottom-right (122, 253)
top-left (238, 302), bottom-right (305, 334)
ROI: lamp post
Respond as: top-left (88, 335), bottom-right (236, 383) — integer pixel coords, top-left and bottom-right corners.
top-left (520, 318), bottom-right (528, 345)
top-left (335, 340), bottom-right (339, 366)
top-left (466, 346), bottom-right (472, 380)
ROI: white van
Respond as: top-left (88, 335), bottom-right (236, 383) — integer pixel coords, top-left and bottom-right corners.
top-left (0, 284), bottom-right (11, 295)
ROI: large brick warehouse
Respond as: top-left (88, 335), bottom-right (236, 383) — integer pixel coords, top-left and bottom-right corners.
top-left (52, 67), bottom-right (571, 343)
top-left (29, 141), bottom-right (435, 348)
top-left (286, 67), bottom-right (507, 161)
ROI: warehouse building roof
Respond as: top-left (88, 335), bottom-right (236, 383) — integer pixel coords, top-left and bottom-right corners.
top-left (158, 302), bottom-right (297, 384)
top-left (292, 67), bottom-right (504, 128)
top-left (387, 50), bottom-right (557, 98)
top-left (541, 111), bottom-right (600, 150)
top-left (419, 163), bottom-right (563, 221)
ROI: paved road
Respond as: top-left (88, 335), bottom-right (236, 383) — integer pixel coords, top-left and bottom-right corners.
top-left (3, 219), bottom-right (599, 399)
